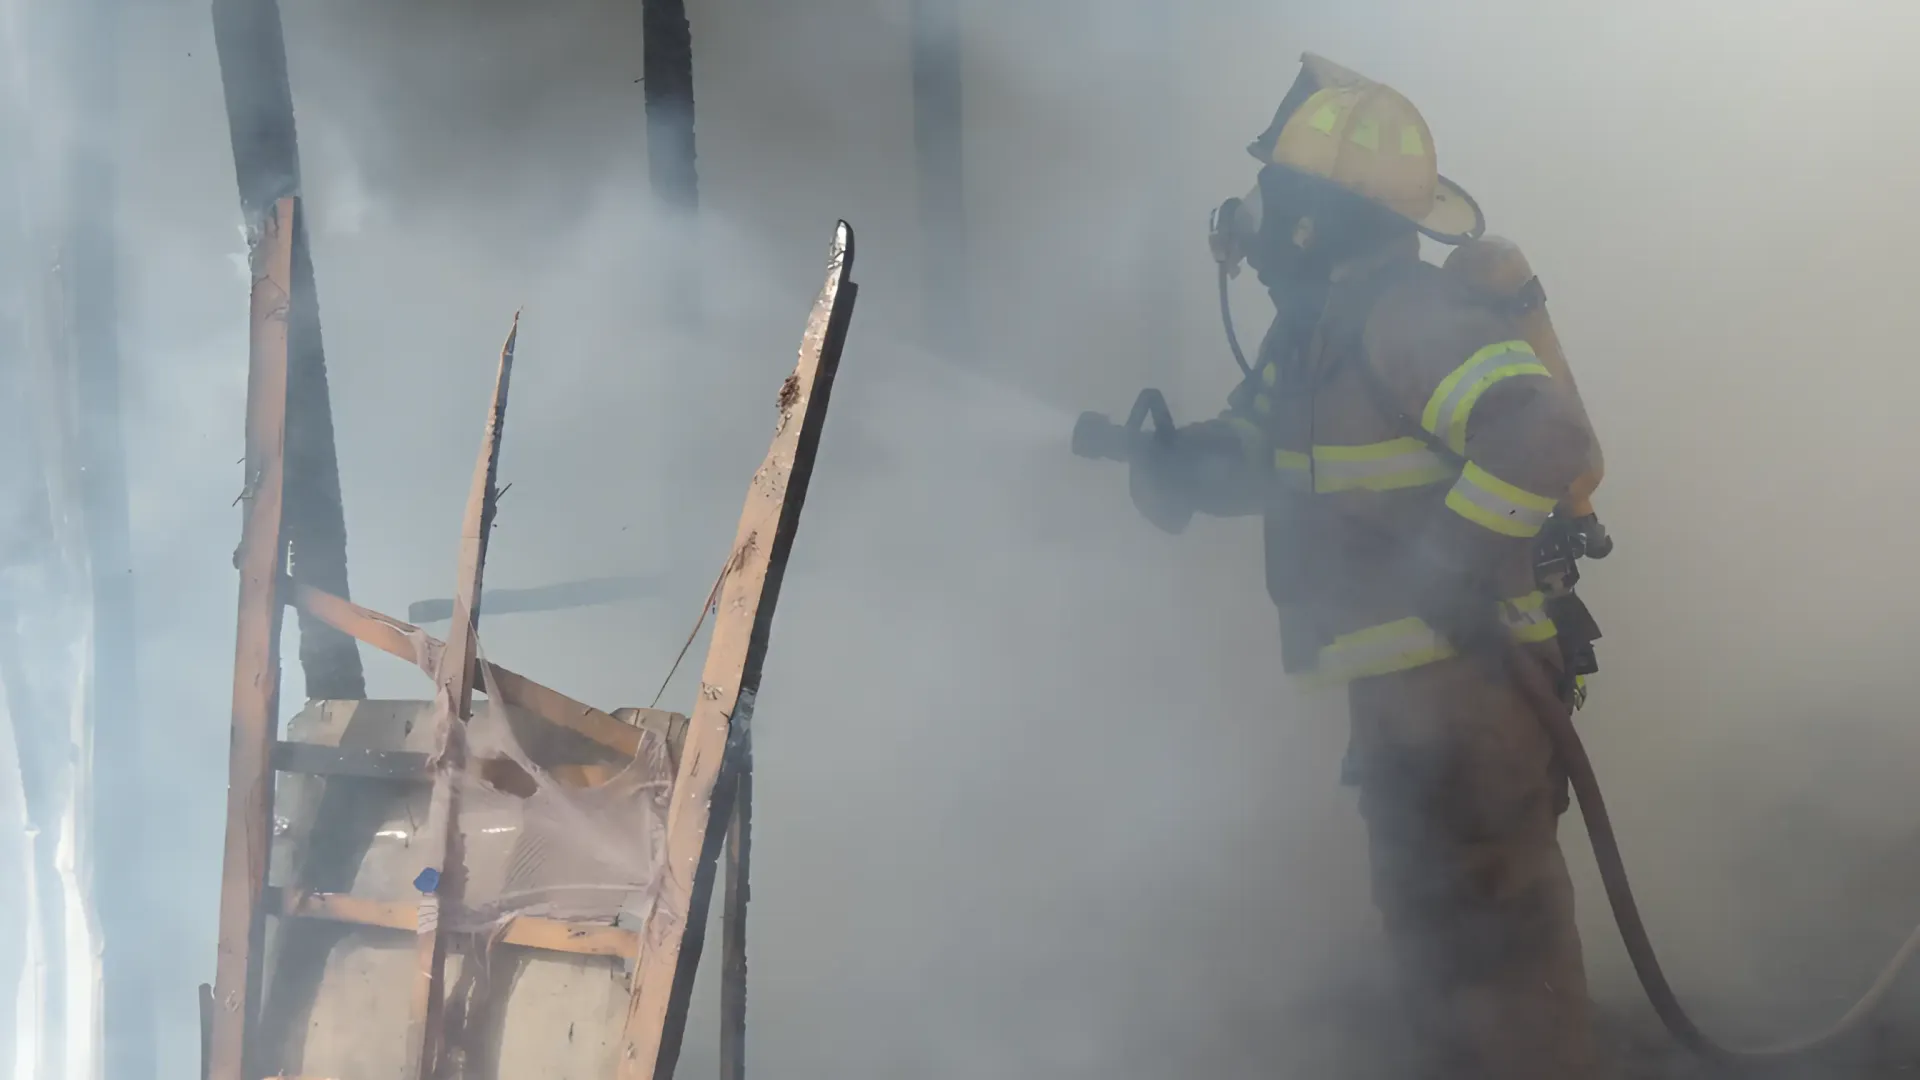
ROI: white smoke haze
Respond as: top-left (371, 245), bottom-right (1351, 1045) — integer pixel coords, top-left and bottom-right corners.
top-left (29, 0), bottom-right (1920, 1076)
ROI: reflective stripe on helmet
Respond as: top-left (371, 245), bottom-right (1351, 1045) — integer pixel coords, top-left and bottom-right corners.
top-left (1310, 592), bottom-right (1558, 683)
top-left (1446, 461), bottom-right (1557, 538)
top-left (1312, 437), bottom-right (1454, 493)
top-left (1420, 340), bottom-right (1551, 455)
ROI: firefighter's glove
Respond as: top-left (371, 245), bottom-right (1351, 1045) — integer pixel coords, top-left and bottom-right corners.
top-left (1126, 424), bottom-right (1258, 534)
top-left (1128, 446), bottom-right (1198, 535)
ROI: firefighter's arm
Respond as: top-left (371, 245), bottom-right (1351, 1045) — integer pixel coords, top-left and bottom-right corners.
top-left (1365, 306), bottom-right (1591, 575)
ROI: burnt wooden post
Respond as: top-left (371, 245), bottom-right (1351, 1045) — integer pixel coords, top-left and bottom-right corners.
top-left (910, 0), bottom-right (969, 360)
top-left (720, 761), bottom-right (751, 1080)
top-left (401, 318), bottom-right (518, 1080)
top-left (207, 196), bottom-right (296, 1080)
top-left (642, 0), bottom-right (701, 326)
top-left (212, 0), bottom-right (365, 702)
top-left (617, 223), bottom-right (858, 1080)
top-left (642, 0), bottom-right (699, 219)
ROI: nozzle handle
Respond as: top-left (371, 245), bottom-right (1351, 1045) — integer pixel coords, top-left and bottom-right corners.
top-left (1073, 389), bottom-right (1178, 463)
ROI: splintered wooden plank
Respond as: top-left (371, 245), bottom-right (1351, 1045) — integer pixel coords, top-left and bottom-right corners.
top-left (617, 221), bottom-right (858, 1080)
top-left (401, 315), bottom-right (518, 1080)
top-left (265, 888), bottom-right (638, 959)
top-left (288, 582), bottom-right (653, 759)
top-left (208, 195), bottom-right (297, 1080)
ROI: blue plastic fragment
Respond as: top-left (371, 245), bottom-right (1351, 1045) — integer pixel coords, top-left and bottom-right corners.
top-left (414, 867), bottom-right (441, 894)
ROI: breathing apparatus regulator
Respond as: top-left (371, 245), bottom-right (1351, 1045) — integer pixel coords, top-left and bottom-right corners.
top-left (1073, 50), bottom-right (1920, 1067)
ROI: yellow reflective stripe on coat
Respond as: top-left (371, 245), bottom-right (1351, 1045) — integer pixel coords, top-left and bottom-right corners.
top-left (1446, 461), bottom-right (1557, 538)
top-left (1501, 590), bottom-right (1558, 644)
top-left (1419, 340), bottom-right (1552, 455)
top-left (1274, 448), bottom-right (1311, 493)
top-left (1312, 437), bottom-right (1454, 493)
top-left (1311, 592), bottom-right (1558, 683)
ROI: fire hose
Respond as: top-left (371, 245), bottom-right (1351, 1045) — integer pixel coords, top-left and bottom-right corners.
top-left (1500, 642), bottom-right (1920, 1064)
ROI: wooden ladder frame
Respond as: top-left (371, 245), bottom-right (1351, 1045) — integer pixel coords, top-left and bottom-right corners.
top-left (204, 197), bottom-right (857, 1080)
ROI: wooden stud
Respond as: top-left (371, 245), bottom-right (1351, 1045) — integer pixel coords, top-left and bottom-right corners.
top-left (207, 195), bottom-right (296, 1080)
top-left (615, 222), bottom-right (857, 1080)
top-left (401, 315), bottom-right (518, 1079)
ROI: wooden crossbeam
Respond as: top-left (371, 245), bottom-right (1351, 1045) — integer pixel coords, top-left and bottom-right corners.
top-left (271, 741), bottom-right (429, 781)
top-left (402, 316), bottom-right (519, 1080)
top-left (266, 888), bottom-right (637, 960)
top-left (288, 582), bottom-right (658, 759)
top-left (616, 222), bottom-right (858, 1080)
top-left (208, 195), bottom-right (296, 1080)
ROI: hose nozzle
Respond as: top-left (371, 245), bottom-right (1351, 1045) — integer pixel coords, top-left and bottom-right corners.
top-left (1072, 411), bottom-right (1130, 461)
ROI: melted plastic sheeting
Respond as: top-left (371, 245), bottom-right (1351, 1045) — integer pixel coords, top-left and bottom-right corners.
top-left (257, 632), bottom-right (677, 1077)
top-left (447, 644), bottom-right (673, 935)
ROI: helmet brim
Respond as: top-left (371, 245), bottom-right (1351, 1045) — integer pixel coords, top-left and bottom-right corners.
top-left (1416, 175), bottom-right (1484, 245)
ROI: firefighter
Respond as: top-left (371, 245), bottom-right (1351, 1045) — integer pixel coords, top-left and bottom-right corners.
top-left (1076, 54), bottom-right (1602, 1078)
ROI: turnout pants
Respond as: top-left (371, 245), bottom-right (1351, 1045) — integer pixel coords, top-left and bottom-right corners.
top-left (1344, 653), bottom-right (1600, 1080)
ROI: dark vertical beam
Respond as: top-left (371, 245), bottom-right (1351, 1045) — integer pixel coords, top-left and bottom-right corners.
top-left (910, 0), bottom-right (969, 359)
top-left (719, 763), bottom-right (751, 1080)
top-left (208, 196), bottom-right (296, 1080)
top-left (641, 0), bottom-right (701, 329)
top-left (617, 223), bottom-right (858, 1080)
top-left (62, 0), bottom-right (150, 1072)
top-left (641, 0), bottom-right (699, 218)
top-left (211, 0), bottom-right (365, 701)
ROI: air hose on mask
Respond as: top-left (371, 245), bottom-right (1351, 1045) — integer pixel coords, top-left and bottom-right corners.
top-left (1500, 644), bottom-right (1920, 1064)
top-left (1218, 261), bottom-right (1252, 378)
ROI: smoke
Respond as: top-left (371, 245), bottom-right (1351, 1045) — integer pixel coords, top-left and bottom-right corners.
top-left (40, 0), bottom-right (1920, 1077)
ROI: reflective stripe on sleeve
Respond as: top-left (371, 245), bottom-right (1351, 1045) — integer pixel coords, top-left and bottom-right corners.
top-left (1419, 340), bottom-right (1552, 455)
top-left (1446, 461), bottom-right (1557, 538)
top-left (1275, 448), bottom-right (1311, 493)
top-left (1312, 437), bottom-right (1455, 493)
top-left (1310, 592), bottom-right (1559, 683)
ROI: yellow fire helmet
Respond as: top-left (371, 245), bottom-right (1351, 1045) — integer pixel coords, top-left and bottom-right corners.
top-left (1246, 53), bottom-right (1485, 245)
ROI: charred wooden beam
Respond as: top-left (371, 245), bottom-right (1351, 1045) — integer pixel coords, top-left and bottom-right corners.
top-left (616, 221), bottom-right (858, 1080)
top-left (208, 195), bottom-right (296, 1080)
top-left (642, 0), bottom-right (698, 218)
top-left (402, 316), bottom-right (518, 1080)
top-left (719, 763), bottom-right (752, 1080)
top-left (271, 741), bottom-right (429, 781)
top-left (212, 0), bottom-right (365, 702)
top-left (910, 0), bottom-right (969, 359)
